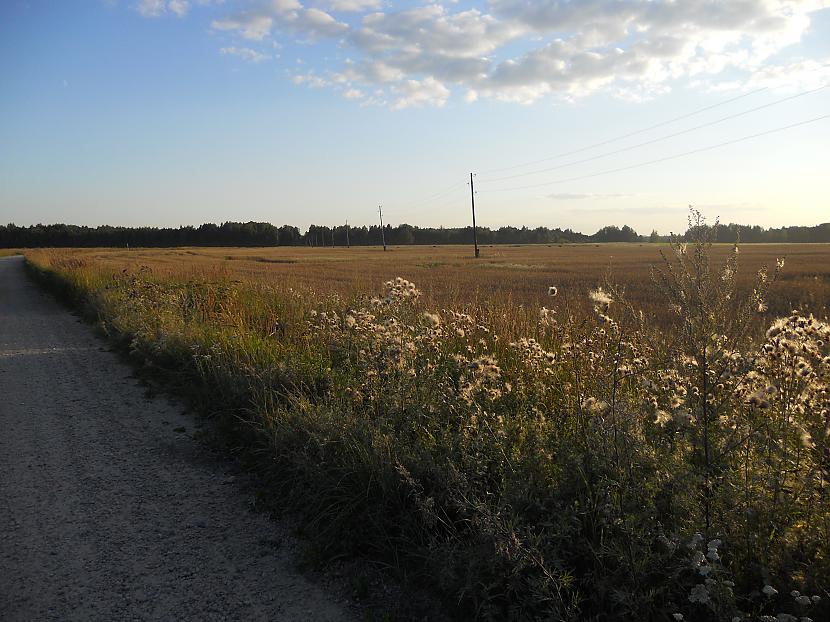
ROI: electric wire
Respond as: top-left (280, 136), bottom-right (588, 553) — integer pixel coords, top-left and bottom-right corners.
top-left (478, 113), bottom-right (830, 193)
top-left (478, 86), bottom-right (770, 175)
top-left (480, 84), bottom-right (828, 183)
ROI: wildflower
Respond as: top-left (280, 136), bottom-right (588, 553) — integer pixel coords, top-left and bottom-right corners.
top-left (422, 312), bottom-right (441, 329)
top-left (547, 285), bottom-right (558, 297)
top-left (654, 410), bottom-right (672, 426)
top-left (589, 287), bottom-right (613, 309)
top-left (758, 302), bottom-right (769, 313)
top-left (688, 583), bottom-right (710, 604)
top-left (748, 392), bottom-right (770, 409)
top-left (582, 397), bottom-right (611, 416)
top-left (539, 307), bottom-right (557, 327)
top-left (722, 265), bottom-right (734, 281)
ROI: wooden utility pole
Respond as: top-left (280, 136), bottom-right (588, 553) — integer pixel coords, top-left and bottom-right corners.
top-left (346, 220), bottom-right (350, 248)
top-left (379, 205), bottom-right (387, 251)
top-left (470, 172), bottom-right (480, 258)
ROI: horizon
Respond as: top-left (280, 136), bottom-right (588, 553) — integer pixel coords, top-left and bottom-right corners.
top-left (1, 1), bottom-right (829, 235)
top-left (5, 216), bottom-right (830, 239)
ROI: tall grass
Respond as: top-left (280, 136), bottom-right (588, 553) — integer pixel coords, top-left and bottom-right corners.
top-left (25, 215), bottom-right (829, 621)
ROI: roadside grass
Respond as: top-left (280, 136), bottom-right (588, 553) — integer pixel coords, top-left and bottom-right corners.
top-left (23, 222), bottom-right (830, 621)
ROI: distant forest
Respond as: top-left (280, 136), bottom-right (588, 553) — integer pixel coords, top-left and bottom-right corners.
top-left (2, 221), bottom-right (829, 248)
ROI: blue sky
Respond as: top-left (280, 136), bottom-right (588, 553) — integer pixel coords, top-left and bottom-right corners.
top-left (1, 0), bottom-right (828, 234)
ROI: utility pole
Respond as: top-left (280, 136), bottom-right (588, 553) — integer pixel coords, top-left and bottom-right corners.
top-left (470, 172), bottom-right (480, 258)
top-left (346, 220), bottom-right (350, 248)
top-left (378, 205), bottom-right (386, 251)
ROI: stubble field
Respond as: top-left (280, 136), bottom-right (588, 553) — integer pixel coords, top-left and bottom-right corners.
top-left (30, 242), bottom-right (830, 320)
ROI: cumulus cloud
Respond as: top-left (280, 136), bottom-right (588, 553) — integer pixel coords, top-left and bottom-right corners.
top-left (140, 0), bottom-right (830, 108)
top-left (136, 0), bottom-right (189, 17)
top-left (136, 0), bottom-right (226, 18)
top-left (210, 0), bottom-right (346, 41)
top-left (391, 76), bottom-right (451, 109)
top-left (343, 87), bottom-right (365, 99)
top-left (220, 46), bottom-right (271, 62)
top-left (317, 0), bottom-right (381, 11)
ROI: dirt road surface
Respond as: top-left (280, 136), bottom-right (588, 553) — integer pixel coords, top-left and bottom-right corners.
top-left (0, 255), bottom-right (353, 621)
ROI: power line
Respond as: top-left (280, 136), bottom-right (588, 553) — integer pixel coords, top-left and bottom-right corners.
top-left (390, 184), bottom-right (467, 219)
top-left (479, 86), bottom-right (770, 175)
top-left (393, 180), bottom-right (467, 213)
top-left (469, 172), bottom-right (480, 258)
top-left (480, 84), bottom-right (828, 183)
top-left (479, 113), bottom-right (830, 193)
top-left (378, 205), bottom-right (386, 251)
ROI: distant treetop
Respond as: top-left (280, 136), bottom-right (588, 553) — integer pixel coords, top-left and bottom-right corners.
top-left (1, 220), bottom-right (828, 248)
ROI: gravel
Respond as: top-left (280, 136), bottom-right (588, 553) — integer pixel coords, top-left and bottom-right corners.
top-left (0, 255), bottom-right (354, 621)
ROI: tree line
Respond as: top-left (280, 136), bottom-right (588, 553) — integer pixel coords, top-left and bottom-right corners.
top-left (1, 220), bottom-right (828, 248)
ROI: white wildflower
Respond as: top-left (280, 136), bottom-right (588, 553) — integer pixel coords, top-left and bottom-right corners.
top-left (688, 583), bottom-right (710, 604)
top-left (422, 312), bottom-right (440, 329)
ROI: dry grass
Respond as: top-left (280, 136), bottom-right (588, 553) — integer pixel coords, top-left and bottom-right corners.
top-left (29, 242), bottom-right (830, 322)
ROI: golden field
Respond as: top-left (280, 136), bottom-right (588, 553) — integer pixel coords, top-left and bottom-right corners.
top-left (34, 242), bottom-right (830, 319)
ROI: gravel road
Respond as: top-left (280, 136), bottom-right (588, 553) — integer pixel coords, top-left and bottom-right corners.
top-left (0, 255), bottom-right (353, 621)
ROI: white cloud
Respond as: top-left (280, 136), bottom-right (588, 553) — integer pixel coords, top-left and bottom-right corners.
top-left (142, 0), bottom-right (830, 108)
top-left (343, 87), bottom-right (365, 99)
top-left (168, 0), bottom-right (189, 17)
top-left (210, 1), bottom-right (346, 42)
top-left (136, 0), bottom-right (165, 16)
top-left (318, 0), bottom-right (380, 12)
top-left (390, 77), bottom-right (451, 109)
top-left (220, 46), bottom-right (271, 62)
top-left (293, 73), bottom-right (330, 87)
top-left (707, 57), bottom-right (830, 92)
top-left (136, 0), bottom-right (189, 17)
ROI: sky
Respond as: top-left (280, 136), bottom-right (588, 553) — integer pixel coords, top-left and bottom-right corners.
top-left (1, 0), bottom-right (829, 235)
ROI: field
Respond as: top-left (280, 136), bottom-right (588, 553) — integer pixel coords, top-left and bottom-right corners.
top-left (32, 242), bottom-right (830, 322)
top-left (24, 237), bottom-right (830, 621)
